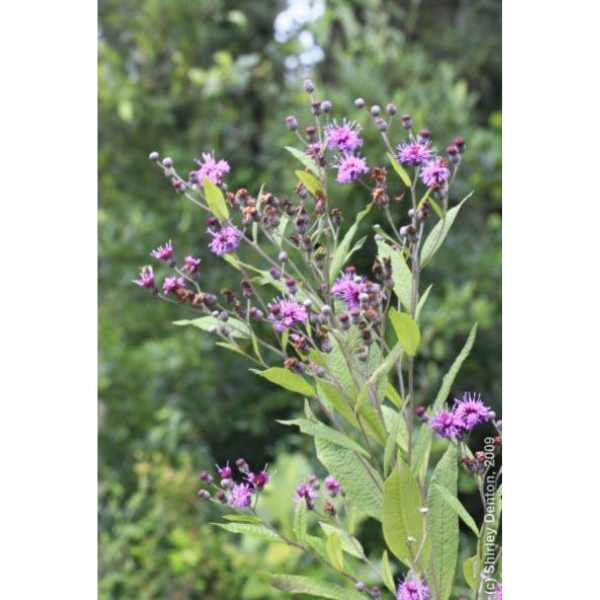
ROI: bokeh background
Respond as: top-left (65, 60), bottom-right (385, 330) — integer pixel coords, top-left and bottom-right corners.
top-left (98, 0), bottom-right (501, 597)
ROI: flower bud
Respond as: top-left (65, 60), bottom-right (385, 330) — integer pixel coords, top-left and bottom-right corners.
top-left (454, 136), bottom-right (467, 153)
top-left (321, 305), bottom-right (332, 316)
top-left (401, 113), bottom-right (412, 129)
top-left (220, 478), bottom-right (233, 489)
top-left (278, 251), bottom-right (288, 263)
top-left (311, 101), bottom-right (322, 116)
top-left (321, 100), bottom-right (332, 113)
top-left (415, 406), bottom-right (427, 418)
top-left (386, 103), bottom-right (397, 115)
top-left (354, 98), bottom-right (365, 108)
top-left (236, 457), bottom-right (249, 471)
top-left (285, 115), bottom-right (298, 131)
top-left (370, 586), bottom-right (381, 597)
top-left (303, 79), bottom-right (315, 93)
top-left (418, 129), bottom-right (431, 141)
top-left (269, 267), bottom-right (282, 280)
top-left (149, 151), bottom-right (160, 161)
top-left (355, 582), bottom-right (365, 592)
top-left (197, 489), bottom-right (210, 500)
top-left (217, 490), bottom-right (227, 503)
top-left (162, 157), bottom-right (173, 168)
top-left (305, 126), bottom-right (317, 143)
top-left (370, 105), bottom-right (381, 116)
top-left (375, 117), bottom-right (387, 131)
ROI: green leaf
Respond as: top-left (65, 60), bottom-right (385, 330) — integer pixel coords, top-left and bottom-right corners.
top-left (357, 343), bottom-right (403, 412)
top-left (377, 241), bottom-right (413, 310)
top-left (416, 284), bottom-right (433, 322)
top-left (383, 410), bottom-right (402, 477)
top-left (411, 422), bottom-right (433, 483)
top-left (387, 152), bottom-right (412, 187)
top-left (382, 550), bottom-right (396, 594)
top-left (258, 367), bottom-right (315, 397)
top-left (329, 203), bottom-right (373, 282)
top-left (285, 146), bottom-right (320, 175)
top-left (329, 335), bottom-right (358, 398)
top-left (389, 308), bottom-right (420, 356)
top-left (214, 522), bottom-right (282, 543)
top-left (173, 316), bottom-right (250, 339)
top-left (268, 574), bottom-right (365, 600)
top-left (319, 523), bottom-right (364, 559)
top-left (278, 418), bottom-right (369, 457)
top-left (222, 514), bottom-right (262, 523)
top-left (385, 381), bottom-right (403, 409)
top-left (202, 177), bottom-right (230, 221)
top-left (295, 170), bottom-right (324, 196)
top-left (427, 444), bottom-right (459, 600)
top-left (382, 405), bottom-right (409, 454)
top-left (433, 323), bottom-right (478, 410)
top-left (420, 193), bottom-right (472, 265)
top-left (463, 555), bottom-right (480, 592)
top-left (382, 460), bottom-right (428, 567)
top-left (315, 438), bottom-right (383, 521)
top-left (326, 531), bottom-right (345, 571)
top-left (293, 502), bottom-right (307, 543)
top-left (432, 484), bottom-right (479, 536)
top-left (305, 534), bottom-right (329, 562)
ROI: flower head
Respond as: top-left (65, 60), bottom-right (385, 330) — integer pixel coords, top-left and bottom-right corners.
top-left (216, 462), bottom-right (232, 479)
top-left (230, 483), bottom-right (253, 508)
top-left (247, 469), bottom-right (270, 490)
top-left (133, 265), bottom-right (155, 289)
top-left (397, 138), bottom-right (434, 167)
top-left (396, 577), bottom-right (430, 600)
top-left (193, 152), bottom-right (231, 187)
top-left (294, 483), bottom-right (319, 510)
top-left (420, 156), bottom-right (451, 188)
top-left (162, 276), bottom-right (186, 295)
top-left (184, 255), bottom-right (201, 274)
top-left (454, 392), bottom-right (493, 430)
top-left (151, 241), bottom-right (173, 261)
top-left (324, 475), bottom-right (341, 497)
top-left (331, 272), bottom-right (369, 308)
top-left (268, 297), bottom-right (308, 332)
top-left (325, 120), bottom-right (363, 153)
top-left (496, 584), bottom-right (502, 600)
top-left (335, 154), bottom-right (369, 185)
top-left (208, 224), bottom-right (242, 256)
top-left (429, 406), bottom-right (465, 440)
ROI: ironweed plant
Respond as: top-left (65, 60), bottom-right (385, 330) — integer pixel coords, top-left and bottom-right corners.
top-left (135, 80), bottom-right (502, 600)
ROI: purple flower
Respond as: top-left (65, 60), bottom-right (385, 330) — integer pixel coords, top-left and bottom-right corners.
top-left (420, 156), bottom-right (451, 188)
top-left (335, 154), bottom-right (369, 185)
top-left (397, 138), bottom-right (433, 167)
top-left (184, 255), bottom-right (201, 274)
top-left (151, 241), bottom-right (173, 261)
top-left (325, 120), bottom-right (363, 153)
top-left (324, 475), bottom-right (341, 497)
top-left (162, 276), bottom-right (186, 295)
top-left (267, 298), bottom-right (308, 332)
top-left (230, 483), bottom-right (253, 508)
top-left (294, 484), bottom-right (319, 510)
top-left (331, 272), bottom-right (369, 308)
top-left (453, 392), bottom-right (493, 430)
top-left (247, 469), bottom-right (270, 489)
top-left (429, 407), bottom-right (466, 440)
top-left (193, 152), bottom-right (231, 187)
top-left (496, 584), bottom-right (502, 600)
top-left (396, 578), bottom-right (430, 600)
top-left (208, 224), bottom-right (242, 256)
top-left (216, 462), bottom-right (232, 479)
top-left (133, 265), bottom-right (155, 289)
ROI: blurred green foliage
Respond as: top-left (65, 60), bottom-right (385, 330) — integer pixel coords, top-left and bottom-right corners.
top-left (99, 0), bottom-right (500, 597)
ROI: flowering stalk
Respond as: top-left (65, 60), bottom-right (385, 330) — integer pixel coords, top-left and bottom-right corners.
top-left (137, 81), bottom-right (501, 600)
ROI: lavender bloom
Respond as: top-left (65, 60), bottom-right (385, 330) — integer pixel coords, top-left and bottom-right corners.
top-left (324, 475), bottom-right (341, 497)
top-left (267, 298), bottom-right (308, 332)
top-left (208, 224), bottom-right (242, 256)
top-left (325, 120), bottom-right (363, 153)
top-left (294, 484), bottom-right (319, 510)
top-left (193, 151), bottom-right (231, 187)
top-left (162, 276), bottom-right (186, 295)
top-left (429, 407), bottom-right (466, 440)
top-left (453, 392), bottom-right (493, 430)
top-left (216, 462), bottom-right (232, 478)
top-left (184, 255), bottom-right (201, 274)
top-left (420, 156), bottom-right (451, 188)
top-left (230, 483), bottom-right (253, 509)
top-left (496, 584), bottom-right (502, 600)
top-left (335, 154), bottom-right (369, 185)
top-left (247, 470), bottom-right (270, 490)
top-left (151, 241), bottom-right (173, 261)
top-left (331, 272), bottom-right (369, 308)
top-left (133, 265), bottom-right (155, 289)
top-left (397, 138), bottom-right (433, 167)
top-left (396, 578), bottom-right (430, 600)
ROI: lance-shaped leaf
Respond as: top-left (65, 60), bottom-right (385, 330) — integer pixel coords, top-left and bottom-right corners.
top-left (295, 170), bottom-right (324, 196)
top-left (329, 203), bottom-right (373, 283)
top-left (427, 444), bottom-right (459, 600)
top-left (315, 438), bottom-right (383, 521)
top-left (278, 418), bottom-right (369, 457)
top-left (320, 522), bottom-right (364, 559)
top-left (268, 574), bottom-right (365, 600)
top-left (222, 514), bottom-right (262, 524)
top-left (420, 193), bottom-right (473, 265)
top-left (377, 240), bottom-right (413, 310)
top-left (326, 531), bottom-right (345, 571)
top-left (432, 484), bottom-right (479, 536)
top-left (293, 502), bottom-right (307, 543)
top-left (433, 323), bottom-right (478, 410)
top-left (285, 146), bottom-right (320, 175)
top-left (202, 177), bottom-right (230, 221)
top-left (383, 409), bottom-right (403, 476)
top-left (382, 460), bottom-right (429, 567)
top-left (356, 343), bottom-right (403, 412)
top-left (387, 152), bottom-right (412, 186)
top-left (214, 522), bottom-right (282, 542)
top-left (389, 308), bottom-right (421, 356)
top-left (411, 422), bottom-right (433, 483)
top-left (463, 555), bottom-right (481, 592)
top-left (258, 367), bottom-right (315, 397)
top-left (174, 316), bottom-right (250, 339)
top-left (382, 550), bottom-right (396, 593)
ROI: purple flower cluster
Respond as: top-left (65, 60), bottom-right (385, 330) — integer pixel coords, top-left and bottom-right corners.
top-left (268, 297), bottom-right (308, 332)
top-left (429, 392), bottom-right (493, 439)
top-left (325, 120), bottom-right (363, 153)
top-left (162, 276), bottom-right (186, 295)
top-left (193, 151), bottom-right (231, 188)
top-left (331, 270), bottom-right (382, 309)
top-left (151, 241), bottom-right (173, 262)
top-left (208, 224), bottom-right (242, 256)
top-left (420, 156), bottom-right (451, 188)
top-left (294, 483), bottom-right (319, 510)
top-left (396, 578), bottom-right (430, 600)
top-left (324, 475), bottom-right (341, 497)
top-left (397, 137), bottom-right (433, 167)
top-left (133, 266), bottom-right (155, 289)
top-left (335, 154), bottom-right (369, 185)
